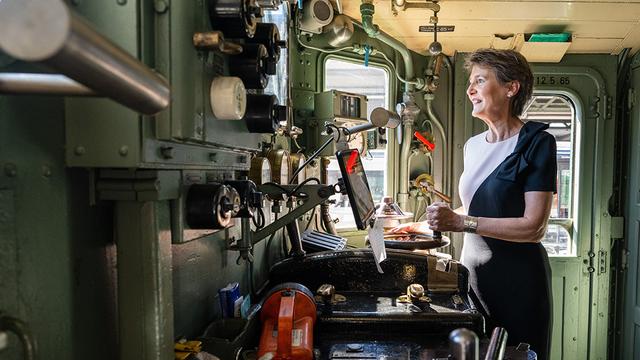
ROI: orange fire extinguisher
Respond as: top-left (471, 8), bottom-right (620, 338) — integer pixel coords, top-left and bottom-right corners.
top-left (257, 283), bottom-right (317, 360)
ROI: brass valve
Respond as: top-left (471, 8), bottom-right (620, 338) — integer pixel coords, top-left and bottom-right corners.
top-left (315, 284), bottom-right (346, 305)
top-left (397, 283), bottom-right (431, 304)
top-left (415, 174), bottom-right (451, 203)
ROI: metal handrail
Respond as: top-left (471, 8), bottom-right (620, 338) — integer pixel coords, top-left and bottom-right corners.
top-left (0, 0), bottom-right (170, 115)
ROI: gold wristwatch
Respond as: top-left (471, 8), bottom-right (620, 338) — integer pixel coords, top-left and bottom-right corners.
top-left (463, 216), bottom-right (478, 233)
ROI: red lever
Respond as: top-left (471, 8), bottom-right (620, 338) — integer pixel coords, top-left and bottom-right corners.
top-left (414, 131), bottom-right (435, 151)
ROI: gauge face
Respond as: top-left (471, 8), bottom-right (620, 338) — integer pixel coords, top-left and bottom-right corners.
top-left (279, 153), bottom-right (290, 185)
top-left (267, 149), bottom-right (290, 185)
top-left (290, 153), bottom-right (307, 184)
top-left (250, 157), bottom-right (272, 184)
top-left (348, 133), bottom-right (366, 154)
top-left (260, 159), bottom-right (272, 184)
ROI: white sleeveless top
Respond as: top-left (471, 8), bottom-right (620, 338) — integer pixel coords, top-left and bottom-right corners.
top-left (458, 131), bottom-right (519, 261)
top-left (458, 131), bottom-right (520, 213)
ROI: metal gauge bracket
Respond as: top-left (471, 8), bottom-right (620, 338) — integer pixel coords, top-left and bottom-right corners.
top-left (250, 184), bottom-right (336, 245)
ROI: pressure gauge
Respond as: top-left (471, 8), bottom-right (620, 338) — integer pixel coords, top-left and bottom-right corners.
top-left (348, 133), bottom-right (367, 154)
top-left (267, 149), bottom-right (290, 185)
top-left (290, 153), bottom-right (307, 184)
top-left (249, 156), bottom-right (272, 185)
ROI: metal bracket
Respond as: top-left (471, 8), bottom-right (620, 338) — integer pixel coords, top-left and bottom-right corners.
top-left (584, 251), bottom-right (596, 274)
top-left (598, 249), bottom-right (607, 274)
top-left (96, 169), bottom-right (181, 201)
top-left (250, 184), bottom-right (336, 245)
top-left (391, 0), bottom-right (440, 15)
top-left (589, 96), bottom-right (601, 119)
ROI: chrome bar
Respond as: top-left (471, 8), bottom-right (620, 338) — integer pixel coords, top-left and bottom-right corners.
top-left (449, 328), bottom-right (479, 360)
top-left (0, 73), bottom-right (95, 96)
top-left (484, 327), bottom-right (508, 360)
top-left (0, 0), bottom-right (170, 115)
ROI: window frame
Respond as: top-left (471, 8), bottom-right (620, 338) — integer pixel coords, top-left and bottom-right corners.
top-left (527, 90), bottom-right (584, 257)
top-left (321, 55), bottom-right (395, 233)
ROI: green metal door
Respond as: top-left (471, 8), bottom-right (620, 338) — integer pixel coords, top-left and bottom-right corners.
top-left (533, 57), bottom-right (618, 360)
top-left (623, 55), bottom-right (640, 360)
top-left (532, 57), bottom-right (617, 360)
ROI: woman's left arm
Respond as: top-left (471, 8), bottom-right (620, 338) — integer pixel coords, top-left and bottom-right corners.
top-left (427, 192), bottom-right (553, 243)
top-left (428, 130), bottom-right (557, 243)
top-left (473, 191), bottom-right (553, 242)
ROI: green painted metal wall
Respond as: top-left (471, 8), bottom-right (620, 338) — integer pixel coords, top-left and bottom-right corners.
top-left (0, 63), bottom-right (118, 359)
top-left (0, 1), bottom-right (287, 358)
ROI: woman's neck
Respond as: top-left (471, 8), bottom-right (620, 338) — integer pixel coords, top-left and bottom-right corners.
top-left (485, 116), bottom-right (523, 142)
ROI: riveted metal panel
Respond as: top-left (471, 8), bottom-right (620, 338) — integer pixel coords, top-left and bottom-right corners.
top-left (0, 189), bottom-right (17, 316)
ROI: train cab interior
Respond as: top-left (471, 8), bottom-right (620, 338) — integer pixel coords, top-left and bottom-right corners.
top-left (1, 0), bottom-right (640, 359)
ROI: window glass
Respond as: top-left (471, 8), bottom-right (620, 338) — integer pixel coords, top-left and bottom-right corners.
top-left (263, 3), bottom-right (288, 113)
top-left (324, 59), bottom-right (390, 230)
top-left (522, 95), bottom-right (575, 255)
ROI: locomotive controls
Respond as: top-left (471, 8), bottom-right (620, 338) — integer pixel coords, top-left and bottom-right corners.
top-left (249, 156), bottom-right (272, 185)
top-left (186, 184), bottom-right (240, 229)
top-left (208, 0), bottom-right (263, 39)
top-left (245, 23), bottom-right (286, 75)
top-left (243, 94), bottom-right (286, 133)
top-left (209, 76), bottom-right (247, 120)
top-left (229, 43), bottom-right (270, 88)
top-left (290, 153), bottom-right (307, 184)
top-left (267, 149), bottom-right (291, 185)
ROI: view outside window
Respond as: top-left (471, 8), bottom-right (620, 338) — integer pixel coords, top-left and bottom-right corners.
top-left (324, 59), bottom-right (389, 229)
top-left (522, 95), bottom-right (574, 255)
top-left (263, 3), bottom-right (288, 112)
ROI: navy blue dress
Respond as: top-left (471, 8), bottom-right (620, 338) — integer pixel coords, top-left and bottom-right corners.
top-left (464, 121), bottom-right (556, 360)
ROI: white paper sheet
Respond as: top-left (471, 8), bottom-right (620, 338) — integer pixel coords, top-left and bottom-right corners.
top-left (367, 219), bottom-right (387, 273)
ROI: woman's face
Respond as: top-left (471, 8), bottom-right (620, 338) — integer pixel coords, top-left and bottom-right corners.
top-left (466, 65), bottom-right (512, 120)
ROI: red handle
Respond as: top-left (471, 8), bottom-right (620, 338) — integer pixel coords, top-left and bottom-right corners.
top-left (414, 131), bottom-right (435, 151)
top-left (276, 291), bottom-right (295, 359)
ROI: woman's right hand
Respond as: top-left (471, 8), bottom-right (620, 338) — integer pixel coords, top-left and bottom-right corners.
top-left (387, 221), bottom-right (432, 235)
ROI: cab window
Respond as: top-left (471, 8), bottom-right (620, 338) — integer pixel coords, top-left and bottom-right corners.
top-left (522, 94), bottom-right (575, 256)
top-left (324, 58), bottom-right (390, 230)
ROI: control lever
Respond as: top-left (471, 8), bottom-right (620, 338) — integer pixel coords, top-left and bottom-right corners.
top-left (449, 328), bottom-right (479, 360)
top-left (225, 180), bottom-right (264, 263)
top-left (484, 327), bottom-right (508, 360)
top-left (414, 174), bottom-right (451, 240)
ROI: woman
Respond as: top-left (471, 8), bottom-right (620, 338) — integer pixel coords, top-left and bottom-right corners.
top-left (391, 49), bottom-right (556, 359)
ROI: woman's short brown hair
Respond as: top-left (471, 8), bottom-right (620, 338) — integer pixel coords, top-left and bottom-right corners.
top-left (464, 49), bottom-right (533, 117)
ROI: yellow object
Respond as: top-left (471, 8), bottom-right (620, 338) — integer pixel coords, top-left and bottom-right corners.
top-left (415, 174), bottom-right (451, 203)
top-left (175, 351), bottom-right (191, 360)
top-left (175, 340), bottom-right (202, 360)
